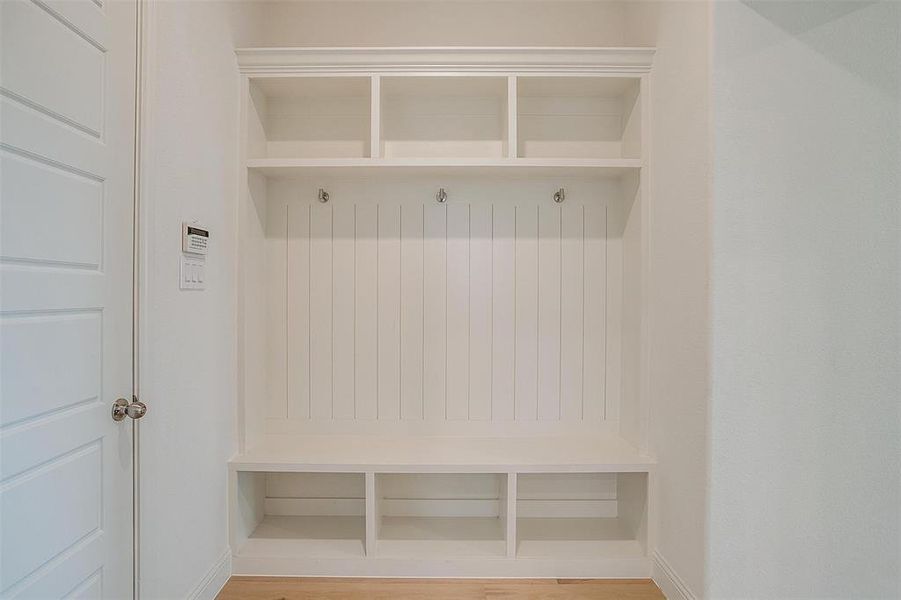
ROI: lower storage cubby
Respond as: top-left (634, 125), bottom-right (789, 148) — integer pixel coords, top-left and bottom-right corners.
top-left (233, 471), bottom-right (367, 558)
top-left (515, 472), bottom-right (648, 559)
top-left (375, 473), bottom-right (509, 558)
top-left (230, 464), bottom-right (652, 576)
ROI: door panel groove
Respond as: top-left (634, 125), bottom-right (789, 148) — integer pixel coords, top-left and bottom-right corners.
top-left (0, 141), bottom-right (104, 181)
top-left (29, 0), bottom-right (107, 52)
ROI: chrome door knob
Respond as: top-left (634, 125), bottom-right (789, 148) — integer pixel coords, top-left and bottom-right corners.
top-left (112, 397), bottom-right (147, 421)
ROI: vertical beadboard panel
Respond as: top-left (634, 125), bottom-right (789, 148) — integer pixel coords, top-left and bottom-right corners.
top-left (560, 204), bottom-right (584, 421)
top-left (446, 204), bottom-right (470, 420)
top-left (355, 204), bottom-right (379, 420)
top-left (583, 204), bottom-right (607, 420)
top-left (266, 198), bottom-right (288, 419)
top-left (423, 204), bottom-right (447, 420)
top-left (287, 202), bottom-right (311, 420)
top-left (491, 204), bottom-right (516, 421)
top-left (378, 204), bottom-right (401, 420)
top-left (469, 204), bottom-right (493, 421)
top-left (514, 205), bottom-right (539, 421)
top-left (537, 205), bottom-right (562, 421)
top-left (278, 191), bottom-right (612, 429)
top-left (310, 204), bottom-right (333, 420)
top-left (333, 204), bottom-right (356, 419)
top-left (400, 204), bottom-right (424, 420)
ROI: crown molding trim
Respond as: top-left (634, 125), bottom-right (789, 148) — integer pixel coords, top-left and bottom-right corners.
top-left (235, 46), bottom-right (656, 74)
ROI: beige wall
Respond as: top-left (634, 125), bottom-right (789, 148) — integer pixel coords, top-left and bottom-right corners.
top-left (624, 2), bottom-right (711, 597)
top-left (251, 0), bottom-right (630, 47)
top-left (709, 1), bottom-right (900, 597)
top-left (139, 2), bottom-right (261, 598)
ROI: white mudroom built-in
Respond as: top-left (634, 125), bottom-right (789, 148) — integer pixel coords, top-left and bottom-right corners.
top-left (230, 47), bottom-right (656, 578)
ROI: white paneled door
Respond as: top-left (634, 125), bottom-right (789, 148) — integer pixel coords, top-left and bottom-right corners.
top-left (0, 0), bottom-right (137, 598)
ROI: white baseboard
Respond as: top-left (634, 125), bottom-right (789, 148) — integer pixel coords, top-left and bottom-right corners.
top-left (186, 548), bottom-right (231, 600)
top-left (652, 551), bottom-right (697, 600)
top-left (233, 554), bottom-right (650, 578)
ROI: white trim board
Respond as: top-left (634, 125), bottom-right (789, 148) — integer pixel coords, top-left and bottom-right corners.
top-left (652, 551), bottom-right (697, 600)
top-left (230, 434), bottom-right (655, 473)
top-left (246, 157), bottom-right (642, 177)
top-left (232, 554), bottom-right (650, 578)
top-left (236, 47), bottom-right (656, 74)
top-left (186, 548), bottom-right (231, 600)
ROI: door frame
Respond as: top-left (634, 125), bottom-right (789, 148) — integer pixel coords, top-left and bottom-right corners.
top-left (132, 0), bottom-right (150, 597)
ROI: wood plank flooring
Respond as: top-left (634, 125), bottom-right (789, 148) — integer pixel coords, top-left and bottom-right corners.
top-left (217, 577), bottom-right (666, 599)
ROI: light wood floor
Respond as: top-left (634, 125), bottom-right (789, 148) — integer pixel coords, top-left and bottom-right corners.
top-left (217, 577), bottom-right (665, 599)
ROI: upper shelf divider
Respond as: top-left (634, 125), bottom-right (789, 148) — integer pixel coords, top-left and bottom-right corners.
top-left (236, 47), bottom-right (656, 74)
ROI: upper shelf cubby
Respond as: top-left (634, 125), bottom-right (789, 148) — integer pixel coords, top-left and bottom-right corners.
top-left (380, 76), bottom-right (508, 159)
top-left (517, 77), bottom-right (641, 160)
top-left (248, 76), bottom-right (372, 159)
top-left (238, 47), bottom-right (654, 169)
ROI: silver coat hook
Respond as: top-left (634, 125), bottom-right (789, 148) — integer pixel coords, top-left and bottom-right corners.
top-left (318, 188), bottom-right (330, 203)
top-left (553, 188), bottom-right (565, 203)
top-left (436, 188), bottom-right (447, 203)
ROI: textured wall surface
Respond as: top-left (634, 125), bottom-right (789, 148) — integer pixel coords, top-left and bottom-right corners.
top-left (253, 1), bottom-right (629, 47)
top-left (138, 2), bottom-right (259, 598)
top-left (709, 2), bottom-right (900, 597)
top-left (624, 2), bottom-right (711, 597)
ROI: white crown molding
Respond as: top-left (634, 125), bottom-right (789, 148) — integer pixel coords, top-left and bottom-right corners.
top-left (235, 46), bottom-right (656, 74)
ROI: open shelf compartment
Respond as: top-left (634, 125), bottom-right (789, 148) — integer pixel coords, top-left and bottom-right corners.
top-left (515, 472), bottom-right (648, 559)
top-left (248, 76), bottom-right (372, 159)
top-left (374, 473), bottom-right (510, 558)
top-left (380, 76), bottom-right (509, 159)
top-left (517, 76), bottom-right (641, 160)
top-left (232, 471), bottom-right (366, 559)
